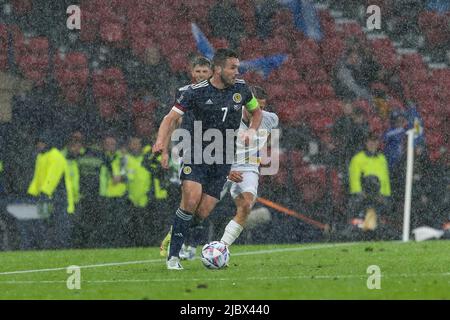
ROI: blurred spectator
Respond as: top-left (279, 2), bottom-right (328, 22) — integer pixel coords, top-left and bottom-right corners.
top-left (125, 46), bottom-right (175, 104)
top-left (282, 123), bottom-right (329, 165)
top-left (63, 135), bottom-right (83, 247)
top-left (333, 48), bottom-right (371, 100)
top-left (332, 103), bottom-right (369, 173)
top-left (123, 136), bottom-right (151, 246)
top-left (1, 71), bottom-right (33, 123)
top-left (394, 145), bottom-right (441, 228)
top-left (254, 0), bottom-right (280, 39)
top-left (383, 109), bottom-right (408, 171)
top-left (208, 0), bottom-right (246, 49)
top-left (27, 131), bottom-right (79, 248)
top-left (389, 0), bottom-right (425, 47)
top-left (348, 132), bottom-right (392, 229)
top-left (96, 133), bottom-right (128, 248)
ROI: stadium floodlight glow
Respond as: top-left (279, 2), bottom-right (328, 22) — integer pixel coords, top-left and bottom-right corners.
top-left (402, 129), bottom-right (415, 242)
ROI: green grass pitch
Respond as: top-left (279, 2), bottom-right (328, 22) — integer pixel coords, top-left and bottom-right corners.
top-left (0, 240), bottom-right (449, 299)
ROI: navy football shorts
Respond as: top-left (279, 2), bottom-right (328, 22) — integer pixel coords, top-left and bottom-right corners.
top-left (179, 162), bottom-right (231, 200)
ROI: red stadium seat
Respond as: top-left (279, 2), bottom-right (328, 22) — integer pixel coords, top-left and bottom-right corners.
top-left (210, 38), bottom-right (229, 50)
top-left (240, 72), bottom-right (265, 85)
top-left (303, 67), bottom-right (330, 84)
top-left (292, 50), bottom-right (321, 68)
top-left (135, 116), bottom-right (155, 138)
top-left (410, 83), bottom-right (438, 102)
top-left (268, 66), bottom-right (301, 83)
top-left (299, 100), bottom-right (324, 123)
top-left (289, 150), bottom-right (305, 168)
top-left (264, 37), bottom-right (291, 55)
top-left (167, 52), bottom-right (189, 73)
top-left (322, 99), bottom-right (343, 117)
top-left (93, 67), bottom-right (128, 114)
top-left (239, 37), bottom-right (265, 59)
top-left (98, 100), bottom-right (120, 121)
top-left (293, 165), bottom-right (327, 204)
top-left (80, 11), bottom-right (99, 43)
top-left (310, 116), bottom-right (334, 136)
top-left (132, 99), bottom-right (159, 117)
top-left (418, 11), bottom-right (449, 49)
top-left (276, 100), bottom-right (305, 127)
top-left (273, 8), bottom-right (294, 25)
top-left (100, 20), bottom-right (126, 47)
top-left (370, 38), bottom-right (398, 70)
top-left (400, 53), bottom-right (425, 70)
top-left (61, 84), bottom-right (86, 104)
top-left (272, 150), bottom-right (289, 187)
top-left (320, 36), bottom-right (344, 70)
top-left (338, 22), bottom-right (365, 40)
top-left (131, 37), bottom-right (158, 59)
top-left (11, 0), bottom-right (32, 15)
top-left (287, 82), bottom-right (310, 99)
top-left (431, 68), bottom-right (450, 101)
top-left (159, 37), bottom-right (183, 57)
top-left (15, 37), bottom-right (49, 86)
top-left (419, 99), bottom-right (441, 114)
top-left (310, 83), bottom-right (335, 99)
top-left (54, 51), bottom-right (89, 91)
top-left (266, 83), bottom-right (287, 101)
top-left (294, 38), bottom-right (320, 54)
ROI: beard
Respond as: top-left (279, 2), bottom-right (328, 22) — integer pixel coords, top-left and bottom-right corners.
top-left (220, 72), bottom-right (235, 87)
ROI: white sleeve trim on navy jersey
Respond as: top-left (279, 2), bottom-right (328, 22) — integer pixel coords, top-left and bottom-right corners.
top-left (172, 106), bottom-right (184, 115)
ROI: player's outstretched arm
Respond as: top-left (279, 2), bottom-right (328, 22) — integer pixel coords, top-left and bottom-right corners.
top-left (153, 109), bottom-right (182, 168)
top-left (248, 106), bottom-right (262, 131)
top-left (241, 107), bottom-right (263, 146)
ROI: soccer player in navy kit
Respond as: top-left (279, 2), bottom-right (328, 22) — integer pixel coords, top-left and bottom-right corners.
top-left (158, 56), bottom-right (213, 258)
top-left (153, 49), bottom-right (262, 270)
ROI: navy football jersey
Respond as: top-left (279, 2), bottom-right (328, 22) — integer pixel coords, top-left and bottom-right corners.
top-left (174, 84), bottom-right (194, 132)
top-left (171, 79), bottom-right (258, 164)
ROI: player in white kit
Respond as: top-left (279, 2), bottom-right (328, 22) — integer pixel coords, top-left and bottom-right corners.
top-left (219, 85), bottom-right (279, 246)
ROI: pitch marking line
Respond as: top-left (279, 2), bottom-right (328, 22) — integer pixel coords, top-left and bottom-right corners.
top-left (1, 272), bottom-right (450, 285)
top-left (0, 243), bottom-right (357, 276)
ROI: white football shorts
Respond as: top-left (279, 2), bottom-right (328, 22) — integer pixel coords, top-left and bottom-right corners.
top-left (229, 171), bottom-right (259, 199)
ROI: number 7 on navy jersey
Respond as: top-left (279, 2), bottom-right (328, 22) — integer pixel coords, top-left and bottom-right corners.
top-left (221, 107), bottom-right (228, 122)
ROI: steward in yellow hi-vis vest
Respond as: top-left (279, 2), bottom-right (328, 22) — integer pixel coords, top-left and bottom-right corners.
top-left (349, 150), bottom-right (391, 197)
top-left (27, 133), bottom-right (83, 248)
top-left (348, 133), bottom-right (392, 227)
top-left (100, 149), bottom-right (127, 198)
top-left (125, 138), bottom-right (151, 208)
top-left (142, 145), bottom-right (169, 201)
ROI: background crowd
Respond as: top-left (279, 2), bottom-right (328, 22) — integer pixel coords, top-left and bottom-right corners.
top-left (0, 0), bottom-right (448, 250)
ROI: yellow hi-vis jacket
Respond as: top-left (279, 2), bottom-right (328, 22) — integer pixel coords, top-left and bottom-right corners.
top-left (349, 150), bottom-right (391, 197)
top-left (99, 151), bottom-right (127, 198)
top-left (142, 145), bottom-right (168, 200)
top-left (126, 151), bottom-right (151, 208)
top-left (27, 148), bottom-right (79, 214)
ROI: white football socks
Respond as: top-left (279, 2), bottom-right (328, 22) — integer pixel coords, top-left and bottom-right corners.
top-left (221, 219), bottom-right (244, 246)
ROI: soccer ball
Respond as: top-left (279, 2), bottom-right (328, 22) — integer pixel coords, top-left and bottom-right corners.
top-left (201, 241), bottom-right (230, 269)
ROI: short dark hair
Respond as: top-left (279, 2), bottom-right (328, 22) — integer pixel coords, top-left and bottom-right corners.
top-left (191, 56), bottom-right (211, 69)
top-left (250, 85), bottom-right (267, 100)
top-left (212, 48), bottom-right (239, 69)
top-left (366, 132), bottom-right (379, 142)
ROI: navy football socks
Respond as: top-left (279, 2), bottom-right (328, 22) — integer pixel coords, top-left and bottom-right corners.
top-left (168, 208), bottom-right (193, 259)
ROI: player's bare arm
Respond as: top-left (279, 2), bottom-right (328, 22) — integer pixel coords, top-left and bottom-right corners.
top-left (153, 109), bottom-right (182, 168)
